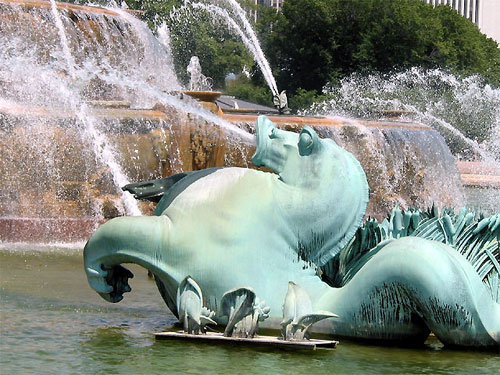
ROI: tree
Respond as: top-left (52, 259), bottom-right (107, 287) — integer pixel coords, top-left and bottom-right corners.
top-left (262, 0), bottom-right (500, 95)
top-left (225, 75), bottom-right (272, 105)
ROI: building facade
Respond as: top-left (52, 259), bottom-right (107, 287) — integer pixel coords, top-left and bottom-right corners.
top-left (423, 0), bottom-right (500, 43)
top-left (255, 0), bottom-right (284, 12)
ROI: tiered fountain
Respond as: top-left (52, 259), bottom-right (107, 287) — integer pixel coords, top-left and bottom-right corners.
top-left (1, 2), bottom-right (500, 372)
top-left (0, 0), bottom-right (494, 246)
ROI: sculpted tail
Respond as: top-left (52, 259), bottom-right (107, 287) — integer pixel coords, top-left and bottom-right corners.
top-left (319, 206), bottom-right (500, 347)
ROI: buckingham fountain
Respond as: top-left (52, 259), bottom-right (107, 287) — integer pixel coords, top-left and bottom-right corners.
top-left (1, 0), bottom-right (499, 360)
top-left (0, 0), bottom-right (470, 242)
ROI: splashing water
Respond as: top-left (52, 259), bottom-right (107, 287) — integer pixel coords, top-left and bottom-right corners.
top-left (222, 0), bottom-right (278, 96)
top-left (305, 68), bottom-right (500, 162)
top-left (187, 56), bottom-right (213, 91)
top-left (111, 7), bottom-right (254, 142)
top-left (109, 7), bottom-right (181, 98)
top-left (173, 0), bottom-right (279, 97)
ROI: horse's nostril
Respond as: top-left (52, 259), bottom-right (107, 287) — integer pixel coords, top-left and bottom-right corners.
top-left (268, 126), bottom-right (274, 138)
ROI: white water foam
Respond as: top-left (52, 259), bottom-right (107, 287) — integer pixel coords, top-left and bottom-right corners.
top-left (49, 0), bottom-right (141, 216)
top-left (306, 68), bottom-right (500, 162)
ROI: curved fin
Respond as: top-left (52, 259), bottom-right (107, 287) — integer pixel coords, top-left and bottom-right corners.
top-left (121, 167), bottom-right (224, 207)
top-left (122, 172), bottom-right (189, 202)
top-left (200, 316), bottom-right (217, 326)
top-left (176, 276), bottom-right (202, 308)
top-left (295, 312), bottom-right (339, 334)
top-left (220, 287), bottom-right (256, 337)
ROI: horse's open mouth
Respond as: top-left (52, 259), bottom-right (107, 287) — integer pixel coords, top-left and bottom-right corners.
top-left (251, 116), bottom-right (275, 167)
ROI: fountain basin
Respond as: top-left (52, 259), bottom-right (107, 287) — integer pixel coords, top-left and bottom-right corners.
top-left (183, 91), bottom-right (222, 103)
top-left (457, 161), bottom-right (500, 188)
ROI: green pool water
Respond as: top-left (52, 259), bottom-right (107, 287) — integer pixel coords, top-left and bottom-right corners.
top-left (0, 245), bottom-right (498, 374)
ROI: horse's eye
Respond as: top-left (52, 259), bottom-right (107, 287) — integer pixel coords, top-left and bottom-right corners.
top-left (298, 132), bottom-right (313, 156)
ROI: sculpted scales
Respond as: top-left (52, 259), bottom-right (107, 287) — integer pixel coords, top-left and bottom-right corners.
top-left (84, 116), bottom-right (500, 348)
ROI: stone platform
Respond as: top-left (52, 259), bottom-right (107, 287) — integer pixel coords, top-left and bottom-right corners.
top-left (155, 331), bottom-right (338, 350)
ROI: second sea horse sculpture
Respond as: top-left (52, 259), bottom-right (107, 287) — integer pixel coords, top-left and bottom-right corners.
top-left (84, 115), bottom-right (500, 348)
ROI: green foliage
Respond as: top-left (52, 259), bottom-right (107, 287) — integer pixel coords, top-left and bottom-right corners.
top-left (119, 1), bottom-right (187, 31)
top-left (431, 5), bottom-right (500, 83)
top-left (225, 76), bottom-right (273, 106)
top-left (263, 0), bottom-right (500, 95)
top-left (288, 88), bottom-right (332, 111)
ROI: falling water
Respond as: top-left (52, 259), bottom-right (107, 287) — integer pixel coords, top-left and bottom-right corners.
top-left (156, 22), bottom-right (176, 72)
top-left (0, 0), bottom-right (255, 236)
top-left (75, 107), bottom-right (142, 216)
top-left (49, 0), bottom-right (141, 216)
top-left (49, 0), bottom-right (76, 78)
top-left (173, 0), bottom-right (279, 97)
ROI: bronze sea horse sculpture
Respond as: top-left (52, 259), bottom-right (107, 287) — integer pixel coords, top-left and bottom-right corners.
top-left (84, 115), bottom-right (500, 348)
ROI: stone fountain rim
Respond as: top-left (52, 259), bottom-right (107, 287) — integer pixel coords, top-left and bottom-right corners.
top-left (0, 0), bottom-right (136, 18)
top-left (182, 91), bottom-right (223, 103)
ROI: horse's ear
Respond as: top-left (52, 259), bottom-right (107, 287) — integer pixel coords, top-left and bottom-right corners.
top-left (298, 126), bottom-right (320, 156)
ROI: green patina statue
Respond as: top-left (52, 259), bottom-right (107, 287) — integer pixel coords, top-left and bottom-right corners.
top-left (84, 115), bottom-right (500, 348)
